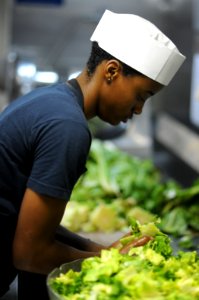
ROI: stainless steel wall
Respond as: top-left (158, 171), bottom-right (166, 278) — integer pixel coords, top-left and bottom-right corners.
top-left (151, 0), bottom-right (199, 186)
top-left (150, 0), bottom-right (192, 123)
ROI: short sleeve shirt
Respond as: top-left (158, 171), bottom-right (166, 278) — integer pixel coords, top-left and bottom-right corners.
top-left (0, 80), bottom-right (91, 213)
top-left (0, 79), bottom-right (91, 293)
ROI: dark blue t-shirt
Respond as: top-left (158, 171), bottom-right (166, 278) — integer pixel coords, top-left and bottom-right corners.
top-left (0, 80), bottom-right (91, 209)
top-left (0, 80), bottom-right (91, 293)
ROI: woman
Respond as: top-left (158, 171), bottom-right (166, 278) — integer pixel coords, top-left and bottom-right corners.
top-left (0, 9), bottom-right (185, 299)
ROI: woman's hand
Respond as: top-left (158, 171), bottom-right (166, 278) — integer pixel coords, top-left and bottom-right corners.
top-left (108, 232), bottom-right (132, 249)
top-left (84, 239), bottom-right (106, 252)
top-left (107, 232), bottom-right (153, 254)
top-left (119, 235), bottom-right (153, 254)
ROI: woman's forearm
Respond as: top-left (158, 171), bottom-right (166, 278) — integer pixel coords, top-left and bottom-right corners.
top-left (55, 225), bottom-right (105, 251)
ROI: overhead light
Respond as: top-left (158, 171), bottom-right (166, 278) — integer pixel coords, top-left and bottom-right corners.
top-left (17, 62), bottom-right (36, 79)
top-left (34, 71), bottom-right (59, 84)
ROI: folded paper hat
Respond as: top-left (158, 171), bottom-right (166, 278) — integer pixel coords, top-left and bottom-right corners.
top-left (90, 10), bottom-right (186, 85)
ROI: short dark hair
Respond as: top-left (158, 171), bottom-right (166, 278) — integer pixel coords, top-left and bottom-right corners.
top-left (86, 42), bottom-right (145, 78)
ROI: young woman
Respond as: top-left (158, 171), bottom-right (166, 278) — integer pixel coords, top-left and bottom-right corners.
top-left (0, 9), bottom-right (185, 299)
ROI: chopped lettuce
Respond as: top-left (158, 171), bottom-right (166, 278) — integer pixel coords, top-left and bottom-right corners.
top-left (50, 247), bottom-right (199, 299)
top-left (49, 222), bottom-right (199, 299)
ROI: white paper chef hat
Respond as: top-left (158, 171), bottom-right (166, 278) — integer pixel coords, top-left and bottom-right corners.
top-left (90, 10), bottom-right (186, 85)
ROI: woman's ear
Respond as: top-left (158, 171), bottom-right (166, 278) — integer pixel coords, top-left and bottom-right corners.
top-left (105, 60), bottom-right (121, 84)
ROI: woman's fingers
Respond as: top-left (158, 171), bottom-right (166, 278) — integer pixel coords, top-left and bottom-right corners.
top-left (120, 236), bottom-right (153, 254)
top-left (108, 232), bottom-right (131, 249)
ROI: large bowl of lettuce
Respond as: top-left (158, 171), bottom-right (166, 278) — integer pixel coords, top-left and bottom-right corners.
top-left (47, 221), bottom-right (199, 300)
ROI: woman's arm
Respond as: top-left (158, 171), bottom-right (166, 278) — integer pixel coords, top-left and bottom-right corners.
top-left (55, 225), bottom-right (105, 252)
top-left (13, 188), bottom-right (103, 275)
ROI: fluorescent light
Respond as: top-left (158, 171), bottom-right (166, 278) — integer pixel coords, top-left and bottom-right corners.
top-left (17, 62), bottom-right (37, 79)
top-left (34, 71), bottom-right (59, 84)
